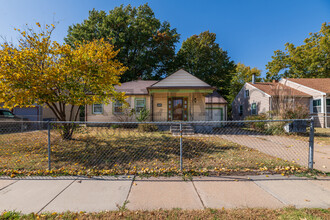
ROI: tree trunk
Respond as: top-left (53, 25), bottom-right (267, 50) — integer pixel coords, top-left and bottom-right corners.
top-left (61, 123), bottom-right (75, 140)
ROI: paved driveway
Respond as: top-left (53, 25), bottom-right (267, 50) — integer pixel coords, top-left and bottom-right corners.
top-left (218, 134), bottom-right (329, 172)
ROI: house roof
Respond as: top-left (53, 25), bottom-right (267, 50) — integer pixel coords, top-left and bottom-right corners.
top-left (247, 82), bottom-right (311, 97)
top-left (205, 91), bottom-right (228, 104)
top-left (286, 78), bottom-right (330, 94)
top-left (115, 80), bottom-right (158, 95)
top-left (150, 69), bottom-right (213, 88)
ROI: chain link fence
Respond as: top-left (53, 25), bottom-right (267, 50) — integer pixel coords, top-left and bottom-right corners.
top-left (0, 118), bottom-right (319, 176)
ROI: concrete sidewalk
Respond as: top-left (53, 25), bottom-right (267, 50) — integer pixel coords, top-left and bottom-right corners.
top-left (0, 175), bottom-right (329, 214)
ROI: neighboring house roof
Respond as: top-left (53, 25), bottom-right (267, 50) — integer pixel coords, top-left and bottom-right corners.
top-left (286, 78), bottom-right (330, 94)
top-left (149, 69), bottom-right (213, 88)
top-left (247, 82), bottom-right (311, 97)
top-left (205, 91), bottom-right (228, 104)
top-left (115, 80), bottom-right (158, 95)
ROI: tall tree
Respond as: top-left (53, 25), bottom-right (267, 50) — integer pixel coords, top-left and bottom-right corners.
top-left (0, 23), bottom-right (127, 139)
top-left (228, 63), bottom-right (261, 103)
top-left (65, 4), bottom-right (180, 81)
top-left (176, 31), bottom-right (235, 97)
top-left (266, 22), bottom-right (330, 80)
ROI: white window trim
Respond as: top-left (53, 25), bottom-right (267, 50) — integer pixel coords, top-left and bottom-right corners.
top-left (92, 104), bottom-right (103, 114)
top-left (313, 99), bottom-right (322, 114)
top-left (135, 98), bottom-right (146, 113)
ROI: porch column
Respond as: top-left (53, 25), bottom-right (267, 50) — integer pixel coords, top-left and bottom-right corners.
top-left (151, 93), bottom-right (154, 122)
top-left (324, 95), bottom-right (328, 128)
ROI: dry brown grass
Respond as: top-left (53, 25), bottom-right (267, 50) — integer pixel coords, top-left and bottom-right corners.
top-left (0, 127), bottom-right (300, 176)
top-left (2, 208), bottom-right (329, 220)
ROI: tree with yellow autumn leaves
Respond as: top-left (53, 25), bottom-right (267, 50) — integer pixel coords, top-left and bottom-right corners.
top-left (0, 23), bottom-right (127, 139)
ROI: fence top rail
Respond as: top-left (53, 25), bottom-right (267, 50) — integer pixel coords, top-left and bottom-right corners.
top-left (0, 118), bottom-right (312, 124)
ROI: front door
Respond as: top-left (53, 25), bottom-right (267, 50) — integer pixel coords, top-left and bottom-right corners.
top-left (168, 97), bottom-right (188, 121)
top-left (173, 98), bottom-right (183, 120)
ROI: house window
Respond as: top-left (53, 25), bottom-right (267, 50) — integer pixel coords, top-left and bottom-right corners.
top-left (135, 98), bottom-right (146, 113)
top-left (251, 103), bottom-right (257, 115)
top-left (113, 100), bottom-right (123, 114)
top-left (92, 104), bottom-right (103, 114)
top-left (239, 105), bottom-right (243, 116)
top-left (245, 90), bottom-right (249, 98)
top-left (327, 99), bottom-right (330, 113)
top-left (313, 99), bottom-right (321, 113)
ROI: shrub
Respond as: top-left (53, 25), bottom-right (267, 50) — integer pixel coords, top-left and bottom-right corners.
top-left (281, 104), bottom-right (309, 119)
top-left (136, 108), bottom-right (150, 122)
top-left (267, 121), bottom-right (286, 135)
top-left (111, 124), bottom-right (120, 129)
top-left (245, 114), bottom-right (268, 131)
top-left (138, 123), bottom-right (158, 132)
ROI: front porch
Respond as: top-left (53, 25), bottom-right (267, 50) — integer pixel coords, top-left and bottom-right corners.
top-left (150, 90), bottom-right (227, 122)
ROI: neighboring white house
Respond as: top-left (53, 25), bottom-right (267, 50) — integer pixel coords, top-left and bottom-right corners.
top-left (232, 78), bottom-right (330, 128)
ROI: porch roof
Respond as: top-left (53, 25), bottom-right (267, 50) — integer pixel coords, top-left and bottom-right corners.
top-left (149, 69), bottom-right (213, 88)
top-left (205, 91), bottom-right (228, 104)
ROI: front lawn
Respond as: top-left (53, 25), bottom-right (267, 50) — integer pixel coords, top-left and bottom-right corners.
top-left (0, 127), bottom-right (302, 176)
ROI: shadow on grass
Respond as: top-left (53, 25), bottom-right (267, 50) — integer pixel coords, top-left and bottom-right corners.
top-left (50, 132), bottom-right (238, 170)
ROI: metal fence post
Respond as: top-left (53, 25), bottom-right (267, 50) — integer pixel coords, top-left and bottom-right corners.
top-left (47, 122), bottom-right (51, 170)
top-left (180, 123), bottom-right (183, 171)
top-left (308, 117), bottom-right (314, 169)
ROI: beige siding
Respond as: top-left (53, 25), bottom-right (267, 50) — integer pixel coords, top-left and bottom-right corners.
top-left (312, 113), bottom-right (330, 128)
top-left (42, 104), bottom-right (80, 121)
top-left (86, 95), bottom-right (150, 122)
top-left (152, 92), bottom-right (207, 121)
top-left (232, 83), bottom-right (270, 120)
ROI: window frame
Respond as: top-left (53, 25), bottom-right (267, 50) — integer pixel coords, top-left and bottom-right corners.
top-left (113, 100), bottom-right (123, 114)
top-left (245, 89), bottom-right (249, 98)
top-left (251, 103), bottom-right (257, 115)
top-left (239, 105), bottom-right (243, 116)
top-left (135, 98), bottom-right (146, 114)
top-left (313, 99), bottom-right (321, 113)
top-left (92, 104), bottom-right (103, 114)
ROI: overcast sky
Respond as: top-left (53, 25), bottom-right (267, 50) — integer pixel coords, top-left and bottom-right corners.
top-left (0, 0), bottom-right (329, 77)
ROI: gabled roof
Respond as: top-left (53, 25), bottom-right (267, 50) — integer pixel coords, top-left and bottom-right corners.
top-left (149, 69), bottom-right (213, 88)
top-left (205, 91), bottom-right (228, 104)
top-left (115, 80), bottom-right (158, 95)
top-left (286, 78), bottom-right (330, 94)
top-left (247, 82), bottom-right (311, 97)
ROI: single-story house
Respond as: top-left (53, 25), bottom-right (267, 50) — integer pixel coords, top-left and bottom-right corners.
top-left (86, 69), bottom-right (228, 122)
top-left (232, 77), bottom-right (330, 128)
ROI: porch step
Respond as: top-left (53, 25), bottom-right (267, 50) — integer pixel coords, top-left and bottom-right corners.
top-left (170, 124), bottom-right (195, 136)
